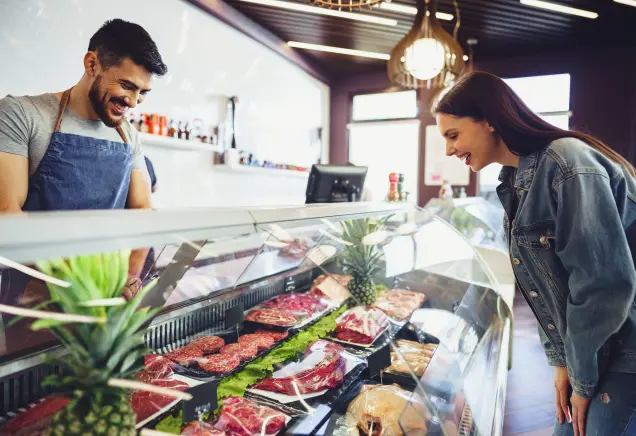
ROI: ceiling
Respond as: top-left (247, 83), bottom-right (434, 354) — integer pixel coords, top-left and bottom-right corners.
top-left (220, 0), bottom-right (636, 76)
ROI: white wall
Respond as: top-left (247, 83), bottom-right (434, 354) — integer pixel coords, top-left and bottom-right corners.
top-left (0, 0), bottom-right (329, 207)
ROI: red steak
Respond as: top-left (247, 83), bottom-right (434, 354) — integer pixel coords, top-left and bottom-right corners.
top-left (245, 308), bottom-right (298, 326)
top-left (135, 354), bottom-right (174, 383)
top-left (181, 421), bottom-right (226, 435)
top-left (214, 396), bottom-right (289, 436)
top-left (165, 346), bottom-right (204, 366)
top-left (199, 354), bottom-right (241, 374)
top-left (131, 378), bottom-right (189, 423)
top-left (255, 329), bottom-right (288, 342)
top-left (261, 293), bottom-right (327, 315)
top-left (220, 343), bottom-right (258, 361)
top-left (0, 395), bottom-right (69, 435)
top-left (373, 289), bottom-right (426, 321)
top-left (238, 334), bottom-right (275, 352)
top-left (190, 336), bottom-right (225, 354)
top-left (252, 340), bottom-right (346, 395)
top-left (335, 307), bottom-right (389, 345)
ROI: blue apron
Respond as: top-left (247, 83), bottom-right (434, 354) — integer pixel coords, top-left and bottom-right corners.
top-left (1, 88), bottom-right (133, 307)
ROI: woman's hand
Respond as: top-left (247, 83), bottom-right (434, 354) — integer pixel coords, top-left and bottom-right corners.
top-left (555, 366), bottom-right (572, 425)
top-left (571, 391), bottom-right (591, 436)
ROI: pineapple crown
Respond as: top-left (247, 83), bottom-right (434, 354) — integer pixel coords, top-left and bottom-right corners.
top-left (340, 218), bottom-right (387, 278)
top-left (34, 251), bottom-right (160, 394)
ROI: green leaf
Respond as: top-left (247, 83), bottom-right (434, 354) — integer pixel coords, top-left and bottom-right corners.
top-left (31, 319), bottom-right (76, 330)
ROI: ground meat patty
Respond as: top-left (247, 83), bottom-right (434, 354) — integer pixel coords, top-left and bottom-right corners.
top-left (164, 345), bottom-right (204, 366)
top-left (255, 329), bottom-right (289, 342)
top-left (220, 343), bottom-right (258, 361)
top-left (189, 336), bottom-right (225, 354)
top-left (245, 308), bottom-right (298, 326)
top-left (198, 354), bottom-right (241, 374)
top-left (238, 334), bottom-right (275, 352)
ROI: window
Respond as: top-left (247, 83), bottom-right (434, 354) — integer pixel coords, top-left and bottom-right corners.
top-left (479, 74), bottom-right (571, 194)
top-left (349, 91), bottom-right (419, 201)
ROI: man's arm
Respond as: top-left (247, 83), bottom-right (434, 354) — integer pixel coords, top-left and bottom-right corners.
top-left (0, 152), bottom-right (28, 213)
top-left (125, 168), bottom-right (152, 297)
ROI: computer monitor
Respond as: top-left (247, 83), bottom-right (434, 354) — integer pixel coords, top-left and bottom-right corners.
top-left (305, 164), bottom-right (368, 204)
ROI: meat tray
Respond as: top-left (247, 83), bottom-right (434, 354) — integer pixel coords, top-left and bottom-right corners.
top-left (244, 306), bottom-right (309, 331)
top-left (329, 324), bottom-right (391, 349)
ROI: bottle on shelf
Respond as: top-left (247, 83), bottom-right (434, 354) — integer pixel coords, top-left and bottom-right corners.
top-left (388, 173), bottom-right (399, 202)
top-left (398, 173), bottom-right (405, 201)
top-left (459, 187), bottom-right (467, 198)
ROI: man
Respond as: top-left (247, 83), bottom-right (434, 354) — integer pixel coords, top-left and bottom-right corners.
top-left (0, 19), bottom-right (167, 300)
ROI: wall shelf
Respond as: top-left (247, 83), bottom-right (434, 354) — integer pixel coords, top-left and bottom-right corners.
top-left (139, 132), bottom-right (221, 153)
top-left (214, 164), bottom-right (310, 178)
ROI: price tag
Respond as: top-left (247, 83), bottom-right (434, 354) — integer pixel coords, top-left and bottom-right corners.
top-left (183, 381), bottom-right (218, 422)
top-left (224, 303), bottom-right (244, 330)
top-left (285, 276), bottom-right (296, 293)
top-left (367, 345), bottom-right (391, 379)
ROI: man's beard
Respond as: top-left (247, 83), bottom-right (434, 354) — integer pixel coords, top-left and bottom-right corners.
top-left (89, 75), bottom-right (124, 128)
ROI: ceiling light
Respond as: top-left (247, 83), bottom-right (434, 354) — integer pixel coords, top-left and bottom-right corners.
top-left (239, 0), bottom-right (398, 26)
top-left (463, 55), bottom-right (469, 61)
top-left (520, 0), bottom-right (598, 19)
top-left (614, 0), bottom-right (636, 7)
top-left (378, 2), bottom-right (454, 20)
top-left (288, 41), bottom-right (390, 60)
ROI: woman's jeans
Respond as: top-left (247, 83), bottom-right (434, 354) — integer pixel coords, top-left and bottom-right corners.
top-left (553, 371), bottom-right (636, 436)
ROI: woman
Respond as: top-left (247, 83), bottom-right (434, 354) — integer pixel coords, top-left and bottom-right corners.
top-left (433, 71), bottom-right (636, 436)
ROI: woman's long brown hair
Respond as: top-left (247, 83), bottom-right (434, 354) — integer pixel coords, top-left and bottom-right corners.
top-left (432, 71), bottom-right (636, 177)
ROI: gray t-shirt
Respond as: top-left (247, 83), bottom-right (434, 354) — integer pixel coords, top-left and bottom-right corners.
top-left (0, 93), bottom-right (144, 176)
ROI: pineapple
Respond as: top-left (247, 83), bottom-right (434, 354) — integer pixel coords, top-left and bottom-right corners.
top-left (32, 251), bottom-right (160, 436)
top-left (341, 218), bottom-right (386, 306)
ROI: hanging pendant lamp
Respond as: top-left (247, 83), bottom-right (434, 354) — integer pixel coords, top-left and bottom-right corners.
top-left (388, 0), bottom-right (465, 90)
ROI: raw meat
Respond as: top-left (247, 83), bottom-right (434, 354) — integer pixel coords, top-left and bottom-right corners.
top-left (0, 395), bottom-right (69, 436)
top-left (261, 293), bottom-right (327, 315)
top-left (309, 274), bottom-right (351, 304)
top-left (190, 336), bottom-right (225, 354)
top-left (198, 354), bottom-right (241, 374)
top-left (251, 340), bottom-right (346, 395)
top-left (388, 340), bottom-right (437, 377)
top-left (238, 334), bottom-right (275, 352)
top-left (373, 289), bottom-right (426, 321)
top-left (165, 346), bottom-right (205, 366)
top-left (220, 343), bottom-right (258, 361)
top-left (245, 308), bottom-right (298, 327)
top-left (135, 354), bottom-right (174, 383)
top-left (181, 421), bottom-right (226, 435)
top-left (346, 384), bottom-right (429, 435)
top-left (131, 378), bottom-right (189, 424)
top-left (335, 307), bottom-right (389, 345)
top-left (214, 396), bottom-right (289, 436)
top-left (255, 329), bottom-right (288, 342)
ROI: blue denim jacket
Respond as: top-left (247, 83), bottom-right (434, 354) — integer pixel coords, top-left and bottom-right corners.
top-left (497, 137), bottom-right (636, 398)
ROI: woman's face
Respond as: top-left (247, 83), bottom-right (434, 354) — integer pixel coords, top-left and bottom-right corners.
top-left (436, 114), bottom-right (500, 172)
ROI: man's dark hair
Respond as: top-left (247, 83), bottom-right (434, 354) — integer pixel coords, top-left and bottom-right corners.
top-left (88, 19), bottom-right (168, 76)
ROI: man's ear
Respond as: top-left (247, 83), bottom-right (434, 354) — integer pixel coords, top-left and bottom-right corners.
top-left (84, 52), bottom-right (99, 77)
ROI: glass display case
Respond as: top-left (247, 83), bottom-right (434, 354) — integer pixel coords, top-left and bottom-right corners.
top-left (0, 202), bottom-right (512, 436)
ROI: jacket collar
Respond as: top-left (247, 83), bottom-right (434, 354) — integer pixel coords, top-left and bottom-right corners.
top-left (498, 152), bottom-right (540, 190)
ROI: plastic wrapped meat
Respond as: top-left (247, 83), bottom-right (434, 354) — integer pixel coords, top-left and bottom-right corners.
top-left (251, 340), bottom-right (346, 395)
top-left (181, 421), bottom-right (226, 435)
top-left (0, 396), bottom-right (69, 436)
top-left (373, 289), bottom-right (426, 321)
top-left (309, 274), bottom-right (351, 304)
top-left (214, 396), bottom-right (289, 436)
top-left (245, 308), bottom-right (299, 327)
top-left (135, 354), bottom-right (174, 383)
top-left (335, 307), bottom-right (389, 345)
top-left (261, 293), bottom-right (327, 315)
top-left (387, 340), bottom-right (437, 377)
top-left (131, 378), bottom-right (189, 423)
top-left (346, 384), bottom-right (429, 435)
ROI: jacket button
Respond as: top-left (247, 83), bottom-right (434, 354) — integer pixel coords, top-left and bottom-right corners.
top-left (512, 258), bottom-right (521, 265)
top-left (529, 291), bottom-right (538, 297)
top-left (540, 236), bottom-right (548, 245)
top-left (548, 324), bottom-right (556, 330)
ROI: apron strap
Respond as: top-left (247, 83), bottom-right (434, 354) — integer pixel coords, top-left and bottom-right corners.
top-left (54, 87), bottom-right (129, 145)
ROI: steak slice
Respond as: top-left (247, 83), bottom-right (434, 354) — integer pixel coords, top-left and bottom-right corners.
top-left (131, 378), bottom-right (189, 424)
top-left (245, 308), bottom-right (298, 327)
top-left (190, 336), bottom-right (225, 354)
top-left (199, 354), bottom-right (241, 374)
top-left (255, 329), bottom-right (288, 342)
top-left (181, 421), bottom-right (226, 435)
top-left (164, 346), bottom-right (204, 366)
top-left (373, 289), bottom-right (426, 321)
top-left (220, 343), bottom-right (258, 362)
top-left (261, 293), bottom-right (327, 315)
top-left (252, 340), bottom-right (346, 395)
top-left (238, 334), bottom-right (275, 352)
top-left (214, 396), bottom-right (289, 436)
top-left (335, 307), bottom-right (389, 345)
top-left (135, 354), bottom-right (174, 383)
top-left (0, 396), bottom-right (69, 436)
